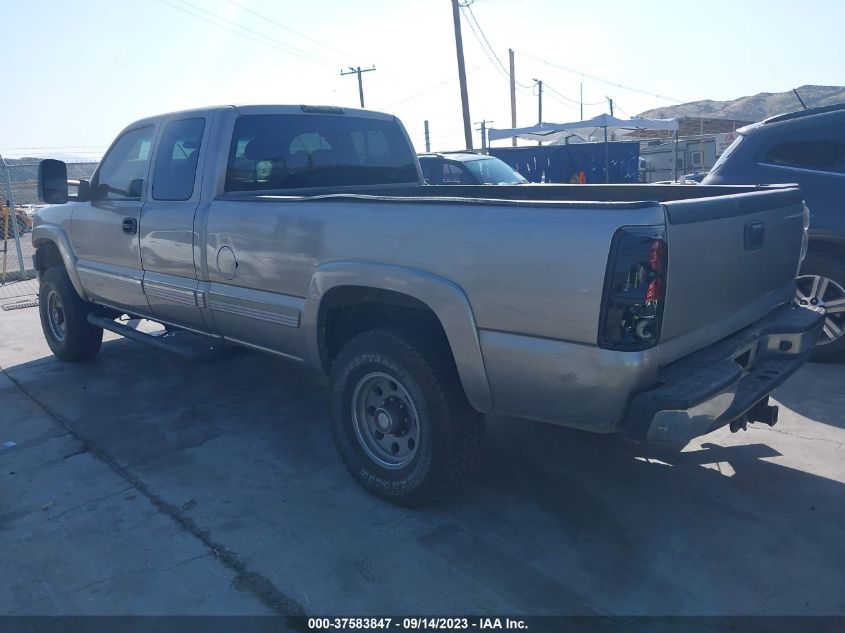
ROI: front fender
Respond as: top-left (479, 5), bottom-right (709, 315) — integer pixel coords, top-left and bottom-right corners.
top-left (31, 224), bottom-right (87, 300)
top-left (303, 262), bottom-right (493, 413)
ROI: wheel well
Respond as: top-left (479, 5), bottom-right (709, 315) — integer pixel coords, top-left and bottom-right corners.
top-left (806, 238), bottom-right (845, 260)
top-left (33, 239), bottom-right (64, 272)
top-left (318, 286), bottom-right (450, 372)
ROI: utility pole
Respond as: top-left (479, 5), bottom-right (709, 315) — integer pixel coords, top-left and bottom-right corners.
top-left (424, 120), bottom-right (431, 152)
top-left (533, 79), bottom-right (543, 124)
top-left (607, 97), bottom-right (614, 117)
top-left (509, 48), bottom-right (517, 147)
top-left (532, 78), bottom-right (543, 146)
top-left (340, 65), bottom-right (376, 108)
top-left (580, 81), bottom-right (584, 120)
top-left (475, 120), bottom-right (492, 152)
top-left (451, 0), bottom-right (473, 150)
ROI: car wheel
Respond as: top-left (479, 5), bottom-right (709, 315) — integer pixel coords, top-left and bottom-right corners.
top-left (329, 328), bottom-right (483, 506)
top-left (796, 251), bottom-right (845, 362)
top-left (39, 267), bottom-right (103, 362)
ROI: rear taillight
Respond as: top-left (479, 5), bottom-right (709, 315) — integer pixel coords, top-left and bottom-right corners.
top-left (599, 226), bottom-right (667, 350)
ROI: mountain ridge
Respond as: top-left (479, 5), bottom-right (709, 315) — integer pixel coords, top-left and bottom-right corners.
top-left (638, 85), bottom-right (845, 122)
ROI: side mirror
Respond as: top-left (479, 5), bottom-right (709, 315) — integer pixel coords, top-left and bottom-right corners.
top-left (69, 179), bottom-right (91, 202)
top-left (127, 178), bottom-right (144, 198)
top-left (37, 159), bottom-right (69, 204)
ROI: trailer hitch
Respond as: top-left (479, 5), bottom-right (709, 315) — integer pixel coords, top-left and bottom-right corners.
top-left (747, 398), bottom-right (779, 427)
top-left (730, 398), bottom-right (779, 433)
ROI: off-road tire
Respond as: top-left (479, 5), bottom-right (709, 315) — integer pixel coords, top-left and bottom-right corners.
top-left (799, 251), bottom-right (845, 363)
top-left (39, 267), bottom-right (103, 362)
top-left (330, 328), bottom-right (483, 506)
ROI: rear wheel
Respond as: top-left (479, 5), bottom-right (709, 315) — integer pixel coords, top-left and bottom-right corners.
top-left (329, 329), bottom-right (483, 506)
top-left (796, 251), bottom-right (845, 362)
top-left (39, 267), bottom-right (103, 362)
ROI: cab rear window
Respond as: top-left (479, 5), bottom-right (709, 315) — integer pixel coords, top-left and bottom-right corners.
top-left (225, 114), bottom-right (418, 191)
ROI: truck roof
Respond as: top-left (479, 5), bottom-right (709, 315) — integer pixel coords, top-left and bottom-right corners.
top-left (126, 104), bottom-right (397, 128)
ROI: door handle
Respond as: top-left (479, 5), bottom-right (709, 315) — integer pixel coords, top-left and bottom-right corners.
top-left (744, 222), bottom-right (765, 250)
top-left (122, 217), bottom-right (138, 235)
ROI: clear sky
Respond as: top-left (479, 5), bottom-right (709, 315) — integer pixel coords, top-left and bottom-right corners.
top-left (0, 0), bottom-right (841, 159)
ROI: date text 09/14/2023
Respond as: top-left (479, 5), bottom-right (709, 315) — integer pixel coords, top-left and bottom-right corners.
top-left (306, 617), bottom-right (528, 630)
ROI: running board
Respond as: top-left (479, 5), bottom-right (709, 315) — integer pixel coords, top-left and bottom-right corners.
top-left (87, 313), bottom-right (233, 361)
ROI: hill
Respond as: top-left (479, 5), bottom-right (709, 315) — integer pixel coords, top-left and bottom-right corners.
top-left (639, 85), bottom-right (845, 122)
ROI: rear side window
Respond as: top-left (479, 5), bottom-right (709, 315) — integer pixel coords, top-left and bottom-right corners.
top-left (95, 126), bottom-right (154, 200)
top-left (225, 113), bottom-right (418, 191)
top-left (152, 118), bottom-right (205, 201)
top-left (442, 163), bottom-right (467, 184)
top-left (765, 126), bottom-right (845, 174)
top-left (419, 158), bottom-right (440, 184)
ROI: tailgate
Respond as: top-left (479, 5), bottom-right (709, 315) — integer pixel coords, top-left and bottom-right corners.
top-left (658, 188), bottom-right (806, 365)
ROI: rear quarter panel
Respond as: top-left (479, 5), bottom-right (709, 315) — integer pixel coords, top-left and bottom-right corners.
top-left (201, 196), bottom-right (665, 427)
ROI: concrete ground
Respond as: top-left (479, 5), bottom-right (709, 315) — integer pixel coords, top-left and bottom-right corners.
top-left (1, 279), bottom-right (843, 616)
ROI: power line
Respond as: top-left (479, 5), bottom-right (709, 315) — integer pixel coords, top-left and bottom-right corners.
top-left (224, 0), bottom-right (362, 64)
top-left (155, 0), bottom-right (338, 69)
top-left (174, 0), bottom-right (339, 66)
top-left (517, 50), bottom-right (685, 104)
top-left (460, 4), bottom-right (533, 91)
top-left (544, 83), bottom-right (604, 107)
top-left (462, 5), bottom-right (507, 77)
top-left (459, 9), bottom-right (508, 83)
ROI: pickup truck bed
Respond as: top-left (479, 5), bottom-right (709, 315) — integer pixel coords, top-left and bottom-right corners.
top-left (33, 105), bottom-right (822, 504)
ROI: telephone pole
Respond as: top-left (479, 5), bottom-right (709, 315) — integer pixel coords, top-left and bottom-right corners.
top-left (424, 120), bottom-right (431, 152)
top-left (533, 79), bottom-right (543, 124)
top-left (451, 0), bottom-right (473, 150)
top-left (580, 81), bottom-right (584, 120)
top-left (340, 65), bottom-right (376, 108)
top-left (533, 78), bottom-right (543, 146)
top-left (509, 48), bottom-right (517, 147)
top-left (607, 96), bottom-right (614, 116)
top-left (475, 120), bottom-right (492, 152)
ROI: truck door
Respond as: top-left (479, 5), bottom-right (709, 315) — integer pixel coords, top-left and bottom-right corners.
top-left (71, 124), bottom-right (155, 314)
top-left (139, 115), bottom-right (212, 331)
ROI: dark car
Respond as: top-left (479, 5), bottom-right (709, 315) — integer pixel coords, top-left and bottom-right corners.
top-left (418, 152), bottom-right (528, 185)
top-left (702, 103), bottom-right (845, 361)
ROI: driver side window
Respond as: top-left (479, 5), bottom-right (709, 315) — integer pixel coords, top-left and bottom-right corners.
top-left (95, 126), bottom-right (154, 200)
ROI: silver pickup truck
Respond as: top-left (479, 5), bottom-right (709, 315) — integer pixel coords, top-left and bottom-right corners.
top-left (34, 104), bottom-right (823, 504)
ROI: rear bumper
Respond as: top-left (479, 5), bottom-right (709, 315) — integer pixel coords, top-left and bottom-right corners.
top-left (624, 305), bottom-right (823, 444)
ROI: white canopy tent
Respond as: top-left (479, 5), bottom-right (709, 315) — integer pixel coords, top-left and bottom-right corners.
top-left (488, 114), bottom-right (680, 183)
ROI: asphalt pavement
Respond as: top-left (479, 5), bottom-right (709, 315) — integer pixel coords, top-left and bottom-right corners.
top-left (1, 281), bottom-right (843, 616)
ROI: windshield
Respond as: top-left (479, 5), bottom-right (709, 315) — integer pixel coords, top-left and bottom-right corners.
top-left (463, 157), bottom-right (528, 184)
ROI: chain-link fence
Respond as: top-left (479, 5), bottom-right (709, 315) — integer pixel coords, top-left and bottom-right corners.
top-left (1, 158), bottom-right (98, 283)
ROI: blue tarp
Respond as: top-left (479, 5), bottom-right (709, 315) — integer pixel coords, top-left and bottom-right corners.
top-left (489, 142), bottom-right (640, 184)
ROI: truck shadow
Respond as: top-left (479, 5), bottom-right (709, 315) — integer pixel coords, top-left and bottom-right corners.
top-left (5, 337), bottom-right (844, 614)
top-left (469, 416), bottom-right (844, 612)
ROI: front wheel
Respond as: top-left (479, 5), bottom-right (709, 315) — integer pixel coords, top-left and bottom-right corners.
top-left (796, 251), bottom-right (845, 363)
top-left (329, 329), bottom-right (483, 506)
top-left (39, 267), bottom-right (103, 362)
